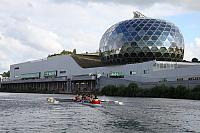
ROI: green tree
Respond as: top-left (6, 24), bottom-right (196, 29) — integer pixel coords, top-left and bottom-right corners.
top-left (73, 49), bottom-right (77, 55)
top-left (1, 71), bottom-right (10, 77)
top-left (192, 58), bottom-right (198, 62)
top-left (127, 83), bottom-right (140, 96)
top-left (174, 85), bottom-right (188, 99)
top-left (60, 50), bottom-right (72, 55)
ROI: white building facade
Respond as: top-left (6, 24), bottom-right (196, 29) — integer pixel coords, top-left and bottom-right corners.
top-left (10, 55), bottom-right (200, 83)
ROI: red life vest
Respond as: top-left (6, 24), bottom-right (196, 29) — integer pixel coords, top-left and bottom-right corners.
top-left (91, 99), bottom-right (101, 104)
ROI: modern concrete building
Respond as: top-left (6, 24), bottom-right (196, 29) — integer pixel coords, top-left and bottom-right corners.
top-left (1, 12), bottom-right (200, 93)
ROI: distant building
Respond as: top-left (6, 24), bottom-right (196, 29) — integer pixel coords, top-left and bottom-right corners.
top-left (1, 12), bottom-right (200, 93)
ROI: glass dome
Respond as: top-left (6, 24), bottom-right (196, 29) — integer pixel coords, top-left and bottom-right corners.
top-left (99, 18), bottom-right (184, 64)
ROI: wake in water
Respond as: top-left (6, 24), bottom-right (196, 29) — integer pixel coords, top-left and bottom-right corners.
top-left (100, 96), bottom-right (124, 105)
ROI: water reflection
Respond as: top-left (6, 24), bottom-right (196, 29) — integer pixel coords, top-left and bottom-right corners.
top-left (0, 93), bottom-right (200, 132)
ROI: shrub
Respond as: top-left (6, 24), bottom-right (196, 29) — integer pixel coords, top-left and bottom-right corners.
top-left (174, 85), bottom-right (188, 99)
top-left (100, 83), bottom-right (200, 100)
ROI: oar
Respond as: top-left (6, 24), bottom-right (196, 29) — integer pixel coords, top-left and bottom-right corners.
top-left (114, 100), bottom-right (124, 105)
top-left (54, 98), bottom-right (74, 102)
top-left (101, 99), bottom-right (124, 105)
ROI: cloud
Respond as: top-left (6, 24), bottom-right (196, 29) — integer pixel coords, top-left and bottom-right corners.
top-left (19, 24), bottom-right (64, 53)
top-left (0, 6), bottom-right (66, 72)
top-left (0, 33), bottom-right (40, 72)
top-left (50, 0), bottom-right (200, 11)
top-left (0, 0), bottom-right (199, 73)
top-left (184, 37), bottom-right (200, 61)
top-left (141, 3), bottom-right (187, 17)
top-left (0, 29), bottom-right (65, 72)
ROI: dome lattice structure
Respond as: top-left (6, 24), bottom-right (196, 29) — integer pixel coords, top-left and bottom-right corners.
top-left (99, 13), bottom-right (184, 64)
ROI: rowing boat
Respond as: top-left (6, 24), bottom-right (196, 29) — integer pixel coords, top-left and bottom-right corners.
top-left (80, 101), bottom-right (103, 107)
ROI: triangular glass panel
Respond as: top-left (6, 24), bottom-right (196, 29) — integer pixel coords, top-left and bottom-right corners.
top-left (170, 42), bottom-right (177, 48)
top-left (127, 36), bottom-right (133, 42)
top-left (147, 41), bottom-right (154, 46)
top-left (150, 26), bottom-right (156, 30)
top-left (168, 47), bottom-right (174, 53)
top-left (137, 40), bottom-right (146, 48)
top-left (146, 30), bottom-right (154, 36)
top-left (142, 46), bottom-right (151, 52)
top-left (167, 35), bottom-right (174, 42)
top-left (127, 26), bottom-right (135, 32)
top-left (162, 31), bottom-right (169, 36)
top-left (142, 35), bottom-right (149, 41)
top-left (134, 47), bottom-right (142, 53)
top-left (151, 35), bottom-right (158, 40)
top-left (130, 31), bottom-right (137, 37)
top-left (155, 40), bottom-right (162, 46)
top-left (159, 35), bottom-right (166, 42)
top-left (159, 47), bottom-right (167, 53)
top-left (135, 26), bottom-right (141, 31)
top-left (126, 47), bottom-right (133, 53)
top-left (151, 46), bottom-right (158, 52)
top-left (164, 39), bottom-right (171, 48)
top-left (131, 42), bottom-right (137, 48)
top-left (138, 30), bottom-right (145, 36)
top-left (164, 27), bottom-right (170, 32)
top-left (134, 35), bottom-right (141, 41)
top-left (132, 24), bottom-right (138, 27)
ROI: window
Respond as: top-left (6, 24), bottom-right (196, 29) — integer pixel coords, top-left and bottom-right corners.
top-left (14, 67), bottom-right (19, 70)
top-left (109, 72), bottom-right (124, 78)
top-left (144, 70), bottom-right (149, 74)
top-left (130, 71), bottom-right (136, 75)
top-left (60, 71), bottom-right (66, 74)
top-left (188, 77), bottom-right (200, 80)
top-left (21, 72), bottom-right (40, 79)
top-left (177, 78), bottom-right (183, 81)
top-left (159, 78), bottom-right (167, 82)
top-left (44, 71), bottom-right (57, 77)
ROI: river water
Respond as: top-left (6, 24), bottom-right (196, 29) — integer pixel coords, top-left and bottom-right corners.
top-left (0, 93), bottom-right (200, 133)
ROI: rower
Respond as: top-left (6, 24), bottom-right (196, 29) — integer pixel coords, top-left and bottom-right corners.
top-left (91, 95), bottom-right (101, 104)
top-left (74, 94), bottom-right (82, 102)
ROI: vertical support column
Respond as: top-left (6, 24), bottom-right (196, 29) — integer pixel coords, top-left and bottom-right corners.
top-left (47, 82), bottom-right (50, 92)
top-left (56, 82), bottom-right (59, 92)
top-left (61, 82), bottom-right (64, 90)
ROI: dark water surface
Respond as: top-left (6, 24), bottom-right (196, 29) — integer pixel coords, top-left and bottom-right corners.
top-left (0, 93), bottom-right (200, 133)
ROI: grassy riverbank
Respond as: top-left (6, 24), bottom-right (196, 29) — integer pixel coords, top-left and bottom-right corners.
top-left (101, 83), bottom-right (200, 100)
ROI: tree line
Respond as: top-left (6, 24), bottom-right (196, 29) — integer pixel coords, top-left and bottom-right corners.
top-left (101, 83), bottom-right (200, 100)
top-left (0, 71), bottom-right (10, 77)
top-left (48, 49), bottom-right (77, 58)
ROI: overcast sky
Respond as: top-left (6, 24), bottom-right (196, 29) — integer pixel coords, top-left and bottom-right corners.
top-left (0, 0), bottom-right (200, 73)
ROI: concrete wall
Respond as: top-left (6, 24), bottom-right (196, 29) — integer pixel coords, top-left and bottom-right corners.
top-left (98, 76), bottom-right (134, 90)
top-left (10, 55), bottom-right (156, 81)
top-left (98, 76), bottom-right (200, 90)
top-left (10, 55), bottom-right (200, 84)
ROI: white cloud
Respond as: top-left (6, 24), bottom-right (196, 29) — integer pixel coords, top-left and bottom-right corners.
top-left (0, 16), bottom-right (65, 72)
top-left (50, 0), bottom-right (200, 11)
top-left (184, 37), bottom-right (200, 61)
top-left (0, 0), bottom-right (199, 73)
top-left (0, 33), bottom-right (41, 72)
top-left (141, 3), bottom-right (187, 17)
top-left (22, 24), bottom-right (64, 52)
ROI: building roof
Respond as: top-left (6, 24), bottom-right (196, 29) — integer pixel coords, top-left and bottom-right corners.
top-left (71, 54), bottom-right (104, 68)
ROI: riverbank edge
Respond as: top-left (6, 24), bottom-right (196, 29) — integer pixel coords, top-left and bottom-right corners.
top-left (100, 83), bottom-right (200, 100)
